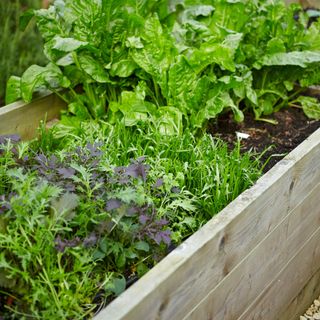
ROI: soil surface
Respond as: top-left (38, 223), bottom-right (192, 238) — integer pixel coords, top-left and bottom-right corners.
top-left (208, 107), bottom-right (320, 173)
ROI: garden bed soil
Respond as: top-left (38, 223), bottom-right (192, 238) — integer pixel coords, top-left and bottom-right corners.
top-left (209, 107), bottom-right (320, 173)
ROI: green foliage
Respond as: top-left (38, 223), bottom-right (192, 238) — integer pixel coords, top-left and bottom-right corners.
top-left (0, 0), bottom-right (47, 105)
top-left (0, 120), bottom-right (263, 318)
top-left (6, 0), bottom-right (320, 129)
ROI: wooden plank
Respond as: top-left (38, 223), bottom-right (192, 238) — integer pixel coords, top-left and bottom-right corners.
top-left (284, 267), bottom-right (320, 320)
top-left (237, 226), bottom-right (320, 320)
top-left (0, 93), bottom-right (65, 140)
top-left (183, 181), bottom-right (320, 319)
top-left (95, 128), bottom-right (320, 320)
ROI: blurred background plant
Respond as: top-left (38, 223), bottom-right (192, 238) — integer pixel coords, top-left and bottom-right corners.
top-left (0, 0), bottom-right (48, 106)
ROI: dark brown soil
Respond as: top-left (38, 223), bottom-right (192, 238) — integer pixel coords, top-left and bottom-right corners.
top-left (208, 107), bottom-right (320, 173)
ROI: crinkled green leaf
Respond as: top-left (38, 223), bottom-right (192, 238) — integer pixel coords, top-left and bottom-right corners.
top-left (296, 96), bottom-right (320, 119)
top-left (130, 15), bottom-right (176, 96)
top-left (20, 64), bottom-right (64, 102)
top-left (110, 59), bottom-right (137, 77)
top-left (189, 34), bottom-right (242, 73)
top-left (51, 36), bottom-right (88, 52)
top-left (260, 51), bottom-right (320, 68)
top-left (126, 36), bottom-right (144, 49)
top-left (78, 54), bottom-right (109, 83)
top-left (180, 5), bottom-right (214, 24)
top-left (5, 76), bottom-right (21, 104)
top-left (156, 106), bottom-right (183, 135)
top-left (56, 53), bottom-right (74, 66)
top-left (266, 38), bottom-right (286, 55)
top-left (168, 56), bottom-right (198, 111)
top-left (68, 101), bottom-right (91, 120)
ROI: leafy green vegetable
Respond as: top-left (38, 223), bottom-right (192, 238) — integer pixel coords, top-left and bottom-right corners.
top-left (293, 96), bottom-right (320, 119)
top-left (6, 0), bottom-right (320, 131)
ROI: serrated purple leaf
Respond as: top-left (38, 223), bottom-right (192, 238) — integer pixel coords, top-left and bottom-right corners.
top-left (106, 199), bottom-right (122, 211)
top-left (153, 178), bottom-right (164, 188)
top-left (86, 142), bottom-right (103, 157)
top-left (171, 186), bottom-right (181, 194)
top-left (83, 232), bottom-right (98, 248)
top-left (156, 218), bottom-right (168, 226)
top-left (114, 166), bottom-right (125, 174)
top-left (57, 167), bottom-right (75, 179)
top-left (0, 134), bottom-right (21, 145)
top-left (139, 214), bottom-right (149, 225)
top-left (35, 153), bottom-right (47, 164)
top-left (54, 235), bottom-right (81, 252)
top-left (48, 155), bottom-right (58, 169)
top-left (125, 163), bottom-right (148, 182)
top-left (127, 206), bottom-right (139, 216)
top-left (153, 230), bottom-right (171, 245)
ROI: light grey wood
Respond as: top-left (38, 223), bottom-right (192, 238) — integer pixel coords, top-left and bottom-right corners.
top-left (95, 127), bottom-right (320, 320)
top-left (185, 182), bottom-right (320, 319)
top-left (0, 93), bottom-right (65, 140)
top-left (238, 226), bottom-right (320, 320)
top-left (284, 267), bottom-right (320, 320)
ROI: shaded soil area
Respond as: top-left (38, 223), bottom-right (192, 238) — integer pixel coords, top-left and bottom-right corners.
top-left (208, 107), bottom-right (320, 173)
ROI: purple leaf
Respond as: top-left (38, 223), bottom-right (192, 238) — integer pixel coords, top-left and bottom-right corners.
top-left (154, 230), bottom-right (171, 245)
top-left (54, 235), bottom-right (81, 252)
top-left (125, 163), bottom-right (149, 182)
top-left (0, 195), bottom-right (11, 214)
top-left (0, 134), bottom-right (21, 145)
top-left (153, 178), bottom-right (164, 188)
top-left (156, 218), bottom-right (168, 226)
top-left (106, 199), bottom-right (122, 211)
top-left (83, 232), bottom-right (98, 248)
top-left (171, 186), bottom-right (181, 194)
top-left (127, 206), bottom-right (139, 216)
top-left (114, 166), bottom-right (125, 174)
top-left (35, 153), bottom-right (48, 164)
top-left (57, 167), bottom-right (76, 179)
top-left (139, 214), bottom-right (149, 225)
top-left (86, 142), bottom-right (103, 157)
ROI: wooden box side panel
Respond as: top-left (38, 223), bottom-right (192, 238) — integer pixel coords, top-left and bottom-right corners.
top-left (185, 182), bottom-right (320, 319)
top-left (95, 129), bottom-right (320, 320)
top-left (0, 94), bottom-right (66, 140)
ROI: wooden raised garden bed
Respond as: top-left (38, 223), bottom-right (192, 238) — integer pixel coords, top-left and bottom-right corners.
top-left (1, 93), bottom-right (320, 319)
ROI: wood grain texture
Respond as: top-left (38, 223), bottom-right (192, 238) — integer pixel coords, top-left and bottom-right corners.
top-left (0, 93), bottom-right (65, 140)
top-left (185, 182), bottom-right (320, 320)
top-left (238, 226), bottom-right (320, 320)
top-left (95, 128), bottom-right (320, 320)
top-left (284, 267), bottom-right (320, 320)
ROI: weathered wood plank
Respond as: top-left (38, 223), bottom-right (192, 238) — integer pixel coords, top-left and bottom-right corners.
top-left (237, 226), bottom-right (320, 320)
top-left (0, 93), bottom-right (65, 140)
top-left (183, 181), bottom-right (320, 319)
top-left (95, 128), bottom-right (320, 320)
top-left (284, 267), bottom-right (320, 320)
